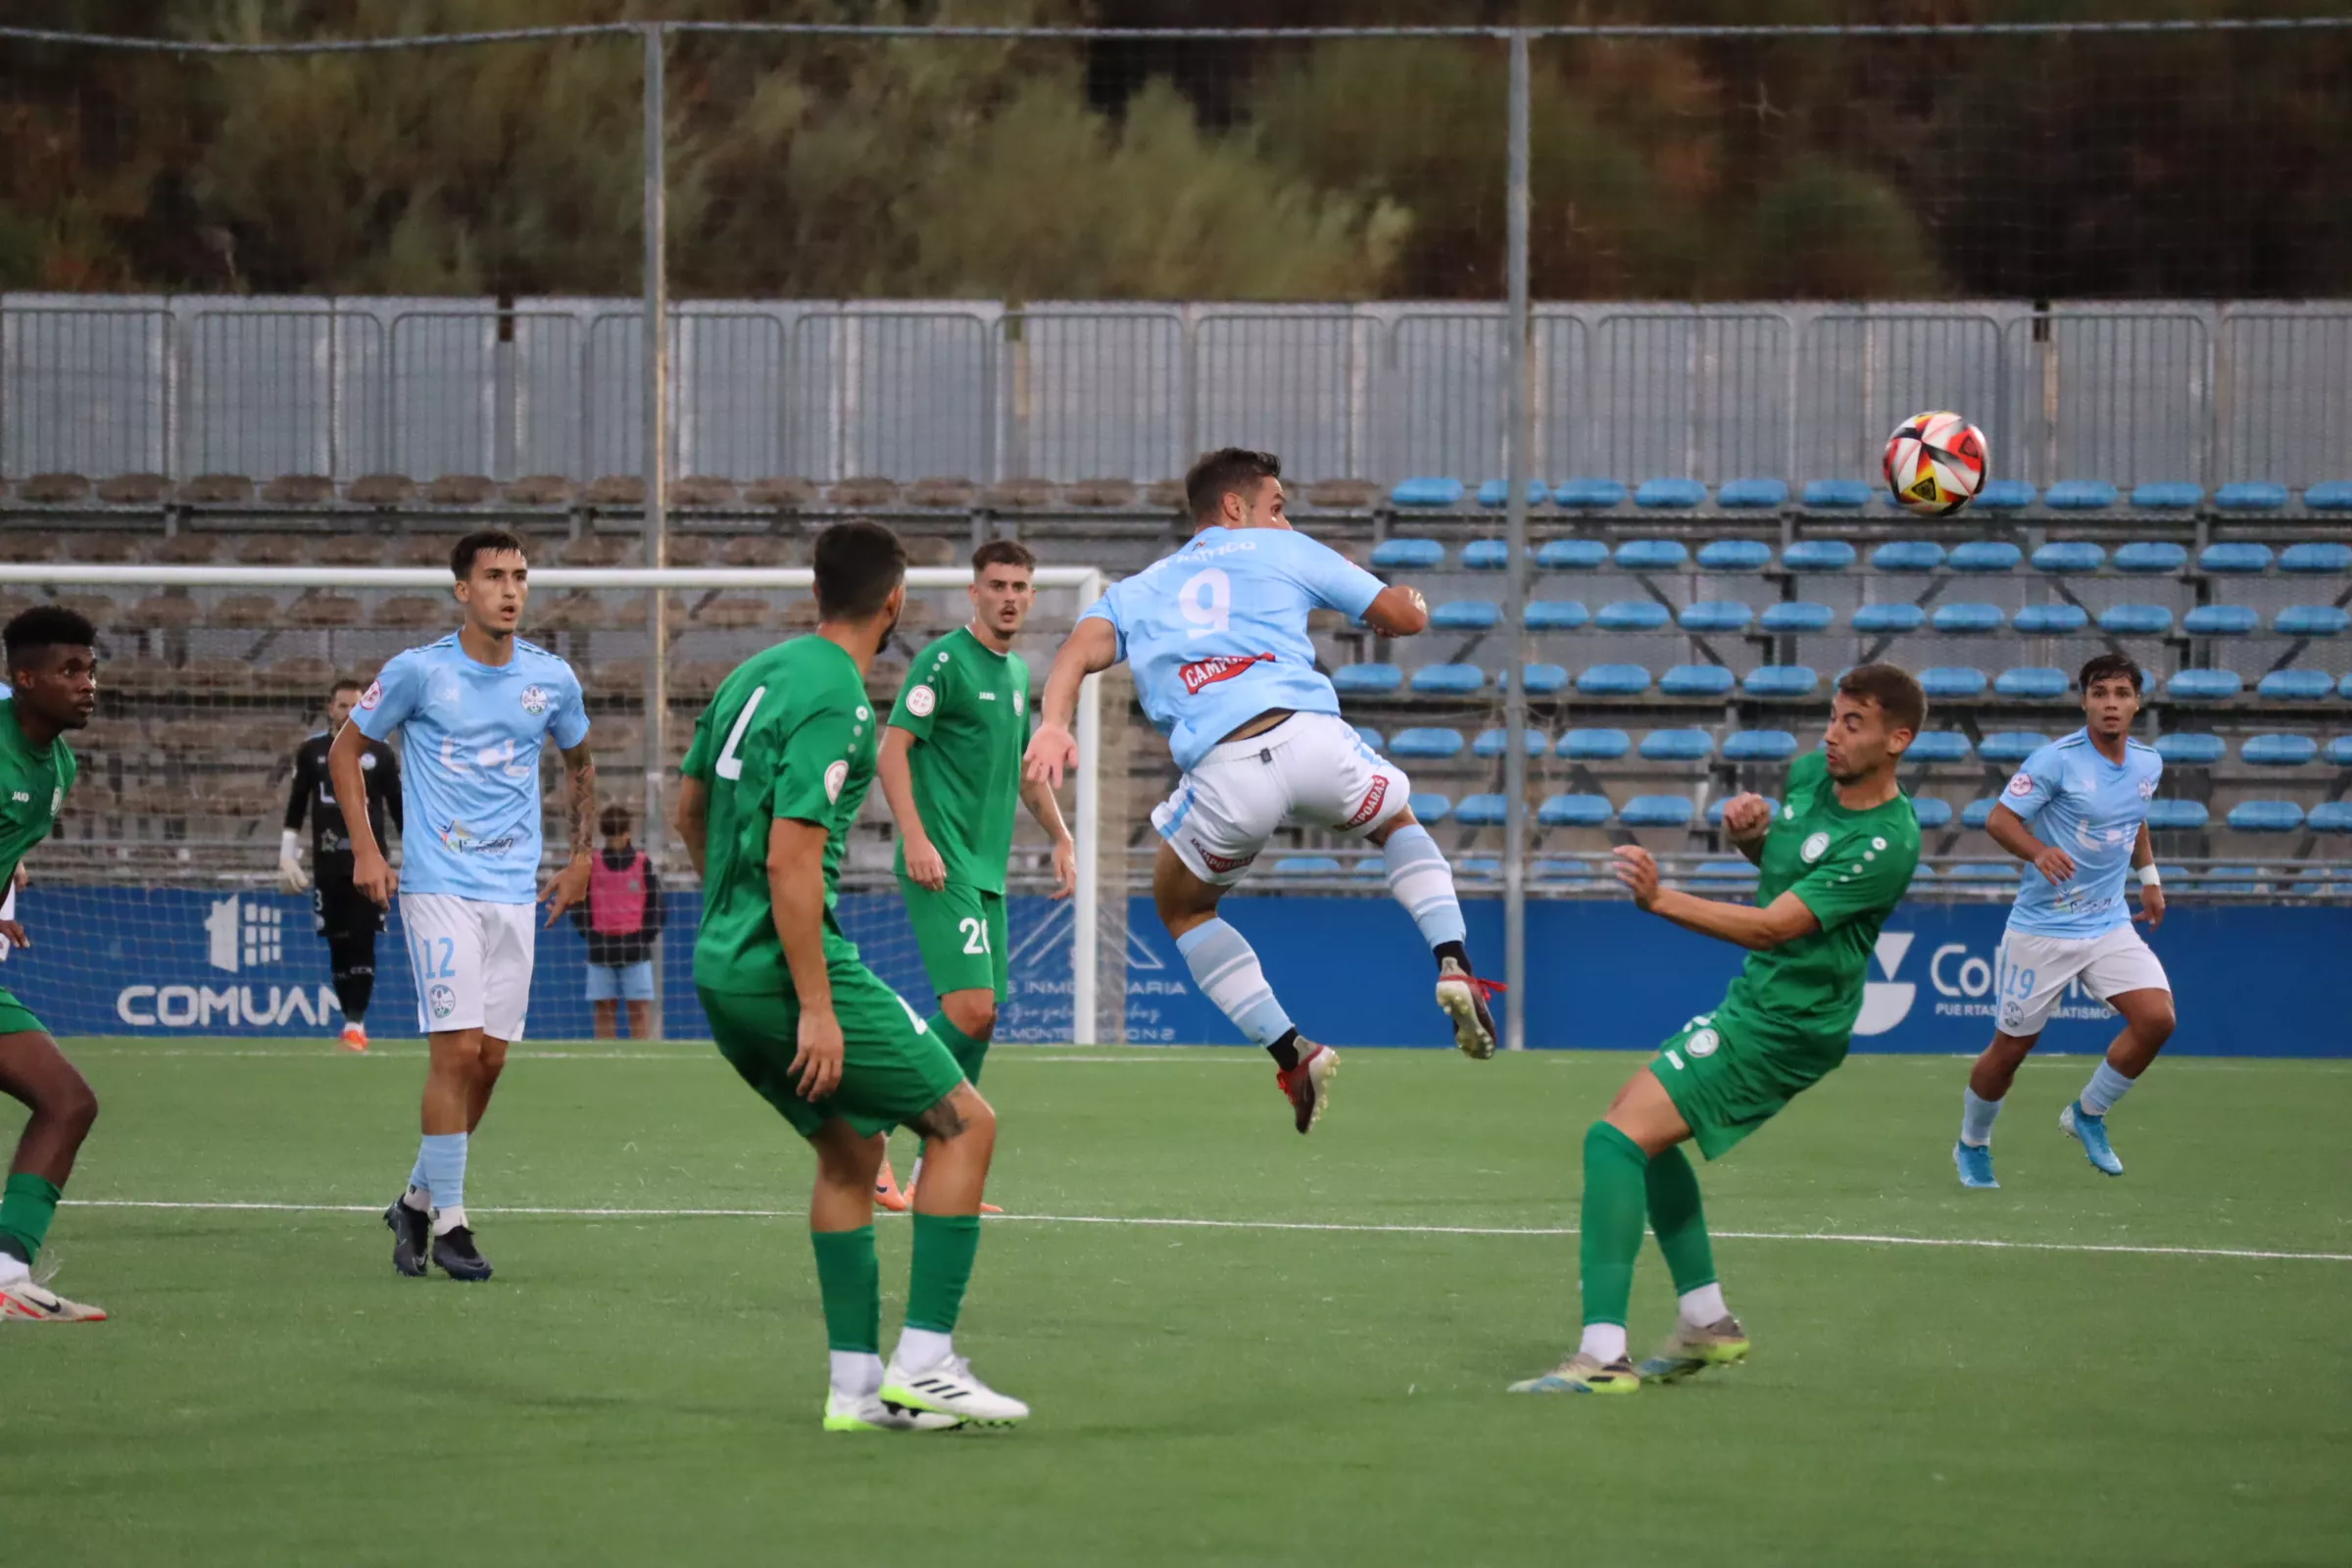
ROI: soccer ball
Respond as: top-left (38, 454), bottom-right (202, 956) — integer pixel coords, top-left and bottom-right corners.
top-left (1883, 411), bottom-right (1988, 515)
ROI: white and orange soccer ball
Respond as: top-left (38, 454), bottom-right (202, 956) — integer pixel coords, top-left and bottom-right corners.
top-left (1883, 411), bottom-right (1988, 515)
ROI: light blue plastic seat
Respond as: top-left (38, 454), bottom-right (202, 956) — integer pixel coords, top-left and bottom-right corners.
top-left (2165, 669), bottom-right (2243, 701)
top-left (1595, 599), bottom-right (1673, 631)
top-left (2343, 672), bottom-right (2352, 699)
top-left (1333, 662), bottom-right (1402, 695)
top-left (2243, 733), bottom-right (2318, 766)
top-left (1639, 728), bottom-right (1714, 761)
top-left (1273, 856), bottom-right (1344, 876)
top-left (1557, 727), bottom-right (1632, 760)
top-left (2144, 800), bottom-right (2210, 830)
top-left (2199, 542), bottom-right (2274, 574)
top-left (1910, 798), bottom-right (1954, 830)
top-left (2113, 541), bottom-right (2189, 573)
top-left (1948, 540), bottom-right (2023, 572)
top-left (2307, 482), bottom-right (2352, 511)
top-left (1536, 538), bottom-right (1609, 571)
top-left (1455, 856), bottom-right (1503, 878)
top-left (2044, 480), bottom-right (2119, 511)
top-left (1995, 666), bottom-right (2071, 700)
top-left (1390, 477), bottom-right (1465, 509)
top-left (2131, 482), bottom-right (2204, 510)
top-left (2309, 801), bottom-right (2352, 833)
top-left (1905, 731), bottom-right (1974, 762)
top-left (1917, 666), bottom-right (1987, 699)
top-left (1534, 855), bottom-right (1604, 882)
top-left (1974, 480), bottom-right (2037, 510)
top-left (1388, 727), bottom-right (1467, 760)
top-left (1409, 792), bottom-right (1453, 823)
top-left (1614, 539), bottom-right (1690, 570)
top-left (2257, 669), bottom-right (2335, 701)
top-left (2013, 604), bottom-right (2089, 634)
top-left (1722, 729), bottom-right (1798, 761)
top-left (1852, 603), bottom-right (1927, 633)
top-left (1502, 663), bottom-right (1570, 695)
top-left (1978, 731), bottom-right (2051, 765)
top-left (1409, 662), bottom-right (1488, 696)
top-left (1476, 479), bottom-right (1548, 509)
top-left (1577, 663), bottom-right (1651, 696)
top-left (1696, 539), bottom-right (1773, 571)
top-left (1961, 798), bottom-right (2001, 829)
top-left (1801, 478), bottom-right (1875, 510)
top-left (1759, 601), bottom-right (1836, 633)
top-left (1538, 793), bottom-right (1614, 827)
top-left (2182, 605), bottom-right (2258, 637)
top-left (2215, 482), bottom-right (2287, 512)
top-left (1550, 478), bottom-right (1628, 510)
top-left (2032, 541), bottom-right (2106, 573)
top-left (1933, 602), bottom-right (2006, 634)
top-left (2323, 736), bottom-right (2352, 766)
top-left (1524, 599), bottom-right (1591, 630)
top-left (1705, 795), bottom-right (1780, 825)
top-left (1453, 793), bottom-right (1510, 826)
top-left (2156, 732), bottom-right (2228, 764)
top-left (1634, 478), bottom-right (1707, 510)
top-left (1679, 600), bottom-right (1754, 632)
top-left (1619, 795), bottom-right (1695, 828)
top-left (2278, 605), bottom-right (2352, 637)
top-left (1351, 726), bottom-right (1385, 754)
top-left (1657, 662), bottom-right (1737, 698)
top-left (1742, 664), bottom-right (1819, 697)
top-left (1948, 861), bottom-right (2022, 882)
top-left (1473, 727), bottom-right (1548, 759)
top-left (1430, 599), bottom-right (1500, 629)
top-left (1690, 859), bottom-right (1761, 882)
top-left (2279, 541), bottom-right (2352, 573)
top-left (1370, 537), bottom-right (1445, 569)
top-left (1782, 540), bottom-right (1857, 572)
top-left (2099, 604), bottom-right (2175, 636)
top-left (2228, 801), bottom-right (2304, 833)
top-left (1870, 540), bottom-right (1946, 572)
top-left (1716, 478), bottom-right (1788, 509)
top-left (1459, 539), bottom-right (1515, 571)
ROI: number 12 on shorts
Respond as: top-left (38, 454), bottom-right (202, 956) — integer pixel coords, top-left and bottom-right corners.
top-left (416, 935), bottom-right (457, 979)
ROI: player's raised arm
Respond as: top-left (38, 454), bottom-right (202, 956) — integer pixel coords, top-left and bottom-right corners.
top-left (539, 738), bottom-right (598, 926)
top-left (765, 815), bottom-right (842, 1100)
top-left (1612, 846), bottom-right (1821, 952)
top-left (1719, 793), bottom-right (1775, 867)
top-left (328, 719), bottom-right (393, 906)
top-left (1359, 583), bottom-right (1430, 637)
top-left (1023, 614), bottom-right (1120, 790)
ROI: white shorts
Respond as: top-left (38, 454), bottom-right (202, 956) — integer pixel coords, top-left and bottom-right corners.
top-left (399, 893), bottom-right (537, 1040)
top-left (1151, 711), bottom-right (1411, 887)
top-left (1994, 925), bottom-right (2171, 1038)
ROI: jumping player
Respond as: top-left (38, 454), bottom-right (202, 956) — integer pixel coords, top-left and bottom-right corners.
top-left (334, 529), bottom-right (596, 1283)
top-left (1023, 447), bottom-right (1498, 1135)
top-left (1954, 653), bottom-right (2172, 1188)
top-left (280, 678), bottom-right (404, 1052)
top-left (1509, 665), bottom-right (1922, 1395)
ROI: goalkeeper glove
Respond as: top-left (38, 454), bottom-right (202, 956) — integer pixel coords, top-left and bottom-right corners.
top-left (278, 829), bottom-right (311, 894)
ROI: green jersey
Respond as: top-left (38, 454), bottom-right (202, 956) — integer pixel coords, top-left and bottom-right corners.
top-left (886, 626), bottom-right (1030, 895)
top-left (0, 699), bottom-right (75, 885)
top-left (1711, 750), bottom-right (1919, 1064)
top-left (683, 636), bottom-right (878, 994)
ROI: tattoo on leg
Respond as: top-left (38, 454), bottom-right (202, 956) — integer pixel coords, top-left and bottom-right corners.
top-left (909, 1095), bottom-right (969, 1143)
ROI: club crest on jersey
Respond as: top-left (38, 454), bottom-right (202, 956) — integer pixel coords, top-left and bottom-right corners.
top-left (360, 753), bottom-right (376, 771)
top-left (1686, 1027), bottom-right (1721, 1058)
top-left (2007, 771), bottom-right (2035, 797)
top-left (428, 984), bottom-right (456, 1020)
top-left (906, 684), bottom-right (938, 718)
top-left (359, 679), bottom-right (383, 710)
top-left (1179, 652), bottom-right (1274, 696)
top-left (2138, 775), bottom-right (2157, 799)
top-left (519, 684), bottom-right (549, 715)
top-left (823, 760), bottom-right (850, 803)
top-left (1800, 831), bottom-right (1831, 863)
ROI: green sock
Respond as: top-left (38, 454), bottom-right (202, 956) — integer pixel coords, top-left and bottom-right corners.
top-left (1579, 1122), bottom-right (1650, 1329)
top-left (1644, 1143), bottom-right (1717, 1296)
top-left (925, 1010), bottom-right (989, 1086)
top-left (0, 1171), bottom-right (62, 1267)
top-left (906, 1211), bottom-right (982, 1334)
top-left (809, 1226), bottom-right (881, 1353)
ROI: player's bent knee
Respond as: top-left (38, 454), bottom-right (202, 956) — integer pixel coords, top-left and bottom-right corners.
top-left (52, 1072), bottom-right (98, 1135)
top-left (911, 1084), bottom-right (994, 1146)
top-left (943, 993), bottom-right (997, 1041)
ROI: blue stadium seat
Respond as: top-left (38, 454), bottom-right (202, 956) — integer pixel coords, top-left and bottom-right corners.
top-left (2324, 736), bottom-right (2352, 766)
top-left (2203, 865), bottom-right (2271, 892)
top-left (1760, 601), bottom-right (1836, 633)
top-left (2032, 541), bottom-right (2106, 573)
top-left (2131, 482), bottom-right (2204, 511)
top-left (2258, 669), bottom-right (2336, 701)
top-left (1273, 856), bottom-right (1344, 876)
top-left (2215, 482), bottom-right (2288, 512)
top-left (1947, 862), bottom-right (2022, 882)
top-left (2307, 482), bottom-right (2352, 511)
top-left (2183, 605), bottom-right (2259, 636)
top-left (1722, 729), bottom-right (1798, 761)
top-left (2144, 800), bottom-right (2210, 830)
top-left (1477, 479), bottom-right (1548, 509)
top-left (2044, 480), bottom-right (2119, 511)
top-left (1948, 540), bottom-right (2023, 572)
top-left (1679, 600), bottom-right (1754, 632)
top-left (1619, 795), bottom-right (1695, 828)
top-left (1782, 540), bottom-right (1857, 572)
top-left (1905, 731), bottom-right (1974, 762)
top-left (1696, 539), bottom-right (1774, 571)
top-left (1705, 795), bottom-right (1779, 824)
top-left (1595, 599), bottom-right (1674, 631)
top-left (1909, 865), bottom-right (1941, 887)
top-left (1390, 477), bottom-right (1465, 509)
top-left (1852, 603), bottom-right (1927, 633)
top-left (1453, 794), bottom-right (1511, 826)
top-left (1388, 728), bottom-right (1467, 760)
top-left (1870, 540), bottom-right (1946, 572)
top-left (2343, 673), bottom-right (2352, 700)
top-left (1690, 859), bottom-right (1761, 883)
top-left (2157, 732), bottom-right (2228, 764)
top-left (1910, 798), bottom-right (1954, 830)
top-left (1371, 537), bottom-right (1445, 569)
top-left (1455, 856), bottom-right (1502, 879)
top-left (1473, 727), bottom-right (1547, 759)
top-left (2228, 801), bottom-right (2304, 833)
top-left (1801, 478), bottom-right (1875, 510)
top-left (2113, 541), bottom-right (2188, 573)
top-left (1919, 666), bottom-right (1989, 699)
top-left (1333, 662), bottom-right (1402, 695)
top-left (2280, 541), bottom-right (2352, 573)
top-left (1743, 665), bottom-right (1819, 697)
top-left (1550, 478), bottom-right (1628, 510)
top-left (1974, 480), bottom-right (2038, 510)
top-left (1615, 539), bottom-right (1690, 570)
top-left (1657, 662), bottom-right (1737, 698)
top-left (1536, 538), bottom-right (1610, 570)
top-left (1352, 726), bottom-right (1385, 753)
top-left (1557, 728), bottom-right (1632, 760)
top-left (1716, 478), bottom-right (1788, 509)
top-left (2013, 604), bottom-right (2089, 634)
top-left (1535, 856), bottom-right (1605, 881)
top-left (2309, 802), bottom-right (2352, 833)
top-left (2243, 733), bottom-right (2318, 766)
top-left (2200, 542), bottom-right (2274, 573)
top-left (1538, 793), bottom-right (1614, 827)
top-left (1506, 663), bottom-right (1570, 695)
top-left (1410, 792), bottom-right (1453, 823)
top-left (1934, 603), bottom-right (2006, 634)
top-left (1525, 599), bottom-right (1590, 630)
top-left (2165, 669), bottom-right (2242, 701)
top-left (1639, 728), bottom-right (1715, 761)
top-left (1459, 539), bottom-right (1515, 571)
top-left (1634, 478), bottom-right (1707, 511)
top-left (1961, 798), bottom-right (2000, 829)
top-left (1996, 666), bottom-right (2071, 700)
top-left (1577, 663), bottom-right (1652, 696)
top-left (1410, 663), bottom-right (1487, 696)
top-left (1431, 599), bottom-right (1500, 629)
top-left (1978, 731), bottom-right (2050, 765)
top-left (2099, 604), bottom-right (2175, 636)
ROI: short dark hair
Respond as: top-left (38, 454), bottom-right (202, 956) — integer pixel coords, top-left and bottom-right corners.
top-left (599, 803), bottom-right (632, 838)
top-left (1836, 662), bottom-right (1927, 737)
top-left (331, 677), bottom-right (365, 697)
top-left (972, 538), bottom-right (1036, 576)
top-left (1185, 448), bottom-right (1282, 522)
top-left (813, 519), bottom-right (906, 620)
top-left (4, 606), bottom-right (97, 677)
top-left (2079, 652), bottom-right (2144, 693)
top-left (452, 529), bottom-right (528, 579)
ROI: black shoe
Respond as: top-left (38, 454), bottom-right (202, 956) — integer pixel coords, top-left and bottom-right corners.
top-left (431, 1225), bottom-right (494, 1283)
top-left (384, 1196), bottom-right (430, 1278)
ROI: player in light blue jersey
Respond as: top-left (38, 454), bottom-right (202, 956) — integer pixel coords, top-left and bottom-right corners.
top-left (1026, 449), bottom-right (1498, 1134)
top-left (331, 529), bottom-right (597, 1280)
top-left (1955, 654), bottom-right (2174, 1188)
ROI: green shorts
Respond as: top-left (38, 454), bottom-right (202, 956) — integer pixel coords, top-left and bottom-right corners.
top-left (0, 986), bottom-right (43, 1037)
top-left (699, 961), bottom-right (966, 1142)
top-left (899, 878), bottom-right (1009, 1004)
top-left (1648, 1012), bottom-right (1842, 1161)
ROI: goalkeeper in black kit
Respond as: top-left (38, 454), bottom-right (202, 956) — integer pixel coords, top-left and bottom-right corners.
top-left (281, 678), bottom-right (403, 1052)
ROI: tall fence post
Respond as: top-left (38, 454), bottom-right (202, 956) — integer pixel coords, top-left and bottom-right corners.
top-left (641, 20), bottom-right (671, 1040)
top-left (1502, 28), bottom-right (1533, 1052)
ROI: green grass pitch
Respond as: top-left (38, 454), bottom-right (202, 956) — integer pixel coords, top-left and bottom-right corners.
top-left (7, 1039), bottom-right (2348, 1566)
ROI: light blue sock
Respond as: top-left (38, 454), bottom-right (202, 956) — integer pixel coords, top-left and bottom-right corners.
top-left (408, 1148), bottom-right (429, 1190)
top-left (1174, 919), bottom-right (1296, 1048)
top-left (2080, 1061), bottom-right (2136, 1118)
top-left (1960, 1088), bottom-right (2001, 1148)
top-left (1380, 823), bottom-right (1466, 950)
top-left (417, 1133), bottom-right (467, 1213)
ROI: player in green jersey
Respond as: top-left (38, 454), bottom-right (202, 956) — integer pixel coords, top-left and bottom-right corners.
top-left (0, 608), bottom-right (105, 1323)
top-left (871, 538), bottom-right (1074, 1212)
top-left (1509, 663), bottom-right (1924, 1396)
top-left (673, 520), bottom-right (1027, 1432)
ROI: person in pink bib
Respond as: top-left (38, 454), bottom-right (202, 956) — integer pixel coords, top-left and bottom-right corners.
top-left (573, 803), bottom-right (664, 1038)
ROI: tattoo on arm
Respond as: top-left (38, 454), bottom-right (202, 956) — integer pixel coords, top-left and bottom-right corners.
top-left (565, 747), bottom-right (598, 858)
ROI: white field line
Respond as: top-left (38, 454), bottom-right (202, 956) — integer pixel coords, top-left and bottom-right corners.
top-left (63, 1199), bottom-right (2352, 1263)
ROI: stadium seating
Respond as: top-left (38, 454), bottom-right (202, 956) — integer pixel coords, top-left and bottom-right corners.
top-left (1638, 728), bottom-right (1714, 761)
top-left (1614, 539), bottom-right (1689, 570)
top-left (2280, 542), bottom-right (2352, 572)
top-left (1802, 479), bottom-right (1874, 510)
top-left (1871, 541), bottom-right (1944, 572)
top-left (1634, 479), bottom-right (1706, 511)
top-left (1696, 539), bottom-right (1773, 571)
top-left (2032, 541), bottom-right (2105, 572)
top-left (2157, 732), bottom-right (2229, 764)
top-left (1975, 480), bottom-right (2036, 510)
top-left (1550, 479), bottom-right (1627, 510)
top-left (1911, 798), bottom-right (1955, 829)
top-left (1538, 794), bottom-right (1613, 827)
top-left (1949, 541), bottom-right (2022, 572)
top-left (1995, 667), bottom-right (2069, 700)
top-left (1743, 665), bottom-right (1818, 697)
top-left (1390, 478), bottom-right (1465, 509)
top-left (1409, 663), bottom-right (1485, 696)
top-left (1453, 794), bottom-right (1510, 826)
top-left (2013, 604), bottom-right (2089, 633)
top-left (1537, 539), bottom-right (1609, 570)
top-left (2045, 480), bottom-right (2119, 510)
top-left (1473, 727), bottom-right (1546, 758)
top-left (1333, 663), bottom-right (1402, 695)
top-left (1595, 600), bottom-right (1673, 631)
top-left (1978, 732), bottom-right (2048, 765)
top-left (1782, 540), bottom-right (1856, 571)
top-left (1722, 729), bottom-right (1798, 760)
top-left (1430, 599), bottom-right (1499, 629)
top-left (1658, 663), bottom-right (1737, 697)
top-left (2182, 606), bottom-right (2258, 636)
top-left (1524, 600), bottom-right (1590, 630)
top-left (1852, 603), bottom-right (1927, 633)
top-left (1759, 601), bottom-right (1836, 632)
top-left (2114, 541), bottom-right (2188, 572)
top-left (1680, 601), bottom-right (1753, 632)
top-left (1388, 727), bottom-right (1466, 760)
top-left (1557, 728), bottom-right (1631, 760)
top-left (1906, 732), bottom-right (1974, 762)
top-left (1500, 663), bottom-right (1569, 694)
top-left (1577, 664), bottom-right (1651, 696)
top-left (1919, 667), bottom-right (1989, 698)
top-left (1371, 537), bottom-right (1444, 569)
top-left (1619, 795), bottom-right (1694, 828)
top-left (1459, 540), bottom-right (1516, 571)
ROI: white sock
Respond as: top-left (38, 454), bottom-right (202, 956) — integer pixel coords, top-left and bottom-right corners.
top-left (830, 1350), bottom-right (884, 1399)
top-left (1960, 1088), bottom-right (2002, 1148)
top-left (0, 1251), bottom-right (27, 1287)
top-left (1678, 1282), bottom-right (1729, 1327)
top-left (431, 1203), bottom-right (468, 1236)
top-left (894, 1326), bottom-right (956, 1373)
top-left (906, 1155), bottom-right (924, 1193)
top-left (402, 1185), bottom-right (431, 1213)
top-left (1578, 1323), bottom-right (1628, 1363)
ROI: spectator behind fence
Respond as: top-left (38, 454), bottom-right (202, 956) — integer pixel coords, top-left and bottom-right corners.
top-left (572, 804), bottom-right (664, 1038)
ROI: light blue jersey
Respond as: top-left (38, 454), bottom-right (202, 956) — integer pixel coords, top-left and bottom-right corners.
top-left (352, 634), bottom-right (589, 903)
top-left (1080, 526), bottom-right (1386, 770)
top-left (2002, 729), bottom-right (2162, 939)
